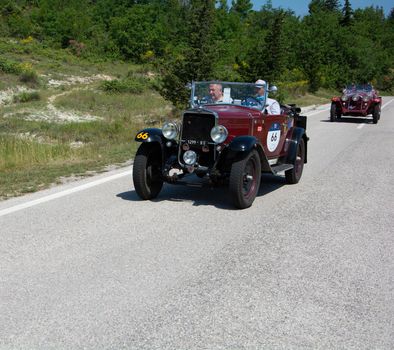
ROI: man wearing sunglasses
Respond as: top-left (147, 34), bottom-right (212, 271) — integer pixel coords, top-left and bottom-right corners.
top-left (255, 79), bottom-right (281, 115)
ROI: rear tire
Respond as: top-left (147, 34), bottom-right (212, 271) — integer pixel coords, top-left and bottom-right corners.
top-left (133, 144), bottom-right (163, 200)
top-left (285, 138), bottom-right (305, 184)
top-left (229, 150), bottom-right (261, 209)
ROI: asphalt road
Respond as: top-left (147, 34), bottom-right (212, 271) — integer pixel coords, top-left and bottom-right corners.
top-left (1, 98), bottom-right (394, 349)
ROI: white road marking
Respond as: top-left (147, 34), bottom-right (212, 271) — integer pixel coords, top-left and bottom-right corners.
top-left (355, 98), bottom-right (394, 130)
top-left (305, 106), bottom-right (331, 117)
top-left (0, 169), bottom-right (131, 217)
top-left (382, 98), bottom-right (394, 110)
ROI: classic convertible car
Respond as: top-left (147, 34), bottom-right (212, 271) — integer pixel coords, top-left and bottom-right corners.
top-left (330, 83), bottom-right (382, 123)
top-left (133, 81), bottom-right (308, 209)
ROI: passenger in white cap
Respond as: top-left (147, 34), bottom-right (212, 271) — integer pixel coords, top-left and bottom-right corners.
top-left (255, 79), bottom-right (281, 115)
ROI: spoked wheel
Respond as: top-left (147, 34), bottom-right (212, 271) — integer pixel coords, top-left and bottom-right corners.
top-left (229, 150), bottom-right (261, 209)
top-left (285, 138), bottom-right (305, 184)
top-left (372, 104), bottom-right (380, 124)
top-left (330, 103), bottom-right (337, 122)
top-left (133, 144), bottom-right (163, 200)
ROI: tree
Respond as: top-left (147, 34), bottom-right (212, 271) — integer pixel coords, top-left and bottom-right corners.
top-left (108, 4), bottom-right (165, 61)
top-left (308, 0), bottom-right (339, 14)
top-left (239, 10), bottom-right (286, 83)
top-left (260, 11), bottom-right (286, 82)
top-left (308, 0), bottom-right (324, 14)
top-left (160, 0), bottom-right (217, 108)
top-left (341, 0), bottom-right (353, 26)
top-left (216, 0), bottom-right (228, 12)
top-left (230, 0), bottom-right (252, 19)
top-left (324, 0), bottom-right (340, 12)
top-left (389, 8), bottom-right (394, 21)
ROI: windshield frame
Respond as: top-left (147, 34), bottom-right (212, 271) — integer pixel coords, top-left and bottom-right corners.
top-left (343, 83), bottom-right (373, 94)
top-left (190, 81), bottom-right (268, 110)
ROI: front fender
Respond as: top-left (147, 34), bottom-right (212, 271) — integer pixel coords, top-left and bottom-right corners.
top-left (286, 127), bottom-right (308, 164)
top-left (227, 136), bottom-right (270, 172)
top-left (135, 128), bottom-right (165, 144)
top-left (228, 136), bottom-right (258, 152)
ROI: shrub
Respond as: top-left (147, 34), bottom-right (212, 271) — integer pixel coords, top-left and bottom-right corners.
top-left (18, 62), bottom-right (39, 86)
top-left (20, 35), bottom-right (34, 44)
top-left (141, 50), bottom-right (155, 62)
top-left (13, 91), bottom-right (40, 103)
top-left (19, 69), bottom-right (39, 85)
top-left (0, 57), bottom-right (22, 74)
top-left (68, 39), bottom-right (86, 56)
top-left (100, 78), bottom-right (146, 94)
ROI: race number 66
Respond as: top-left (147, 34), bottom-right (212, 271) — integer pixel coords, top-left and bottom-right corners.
top-left (137, 132), bottom-right (149, 140)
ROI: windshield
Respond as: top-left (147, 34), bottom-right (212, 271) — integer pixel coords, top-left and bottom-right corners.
top-left (343, 83), bottom-right (373, 94)
top-left (191, 81), bottom-right (267, 110)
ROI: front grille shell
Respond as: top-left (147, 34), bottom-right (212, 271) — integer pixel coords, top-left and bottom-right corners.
top-left (178, 109), bottom-right (218, 168)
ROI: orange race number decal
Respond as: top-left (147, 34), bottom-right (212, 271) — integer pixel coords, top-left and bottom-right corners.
top-left (136, 132), bottom-right (149, 140)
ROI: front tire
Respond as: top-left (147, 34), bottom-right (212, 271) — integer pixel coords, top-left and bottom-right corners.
top-left (372, 104), bottom-right (380, 124)
top-left (229, 150), bottom-right (261, 209)
top-left (285, 138), bottom-right (305, 184)
top-left (330, 103), bottom-right (337, 122)
top-left (133, 144), bottom-right (163, 200)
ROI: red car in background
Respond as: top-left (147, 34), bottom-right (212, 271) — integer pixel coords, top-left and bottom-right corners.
top-left (132, 81), bottom-right (308, 209)
top-left (330, 83), bottom-right (382, 124)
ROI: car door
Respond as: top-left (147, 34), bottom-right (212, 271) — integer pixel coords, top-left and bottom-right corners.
top-left (262, 111), bottom-right (287, 159)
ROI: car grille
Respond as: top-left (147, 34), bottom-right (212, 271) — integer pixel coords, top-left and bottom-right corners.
top-left (181, 112), bottom-right (216, 143)
top-left (346, 100), bottom-right (363, 110)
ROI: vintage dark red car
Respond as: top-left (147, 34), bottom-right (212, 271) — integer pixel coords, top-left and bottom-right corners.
top-left (330, 83), bottom-right (382, 123)
top-left (133, 81), bottom-right (308, 209)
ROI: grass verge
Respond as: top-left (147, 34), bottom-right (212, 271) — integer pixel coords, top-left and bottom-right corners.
top-left (0, 38), bottom-right (169, 200)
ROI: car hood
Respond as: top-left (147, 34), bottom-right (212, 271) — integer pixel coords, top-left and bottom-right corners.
top-left (205, 105), bottom-right (262, 142)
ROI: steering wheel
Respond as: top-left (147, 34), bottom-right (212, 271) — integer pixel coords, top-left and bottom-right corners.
top-left (241, 97), bottom-right (262, 107)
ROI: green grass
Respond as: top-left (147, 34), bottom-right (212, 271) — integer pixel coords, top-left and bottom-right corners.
top-left (0, 38), bottom-right (169, 199)
top-left (0, 129), bottom-right (141, 199)
top-left (284, 88), bottom-right (337, 107)
top-left (53, 88), bottom-right (169, 123)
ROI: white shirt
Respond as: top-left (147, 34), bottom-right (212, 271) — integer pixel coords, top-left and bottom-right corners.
top-left (266, 98), bottom-right (281, 115)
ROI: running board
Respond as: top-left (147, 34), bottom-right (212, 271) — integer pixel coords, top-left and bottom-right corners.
top-left (271, 163), bottom-right (293, 174)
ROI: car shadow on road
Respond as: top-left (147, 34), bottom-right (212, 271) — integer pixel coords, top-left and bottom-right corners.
top-left (320, 117), bottom-right (373, 124)
top-left (116, 173), bottom-right (285, 210)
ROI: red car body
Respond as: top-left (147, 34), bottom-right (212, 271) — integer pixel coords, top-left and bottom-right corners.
top-left (206, 104), bottom-right (296, 159)
top-left (133, 81), bottom-right (308, 209)
top-left (330, 84), bottom-right (382, 123)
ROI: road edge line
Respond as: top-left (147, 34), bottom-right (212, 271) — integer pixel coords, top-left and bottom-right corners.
top-left (0, 170), bottom-right (131, 217)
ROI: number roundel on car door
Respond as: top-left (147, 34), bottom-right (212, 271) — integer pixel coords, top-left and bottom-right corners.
top-left (267, 122), bottom-right (281, 152)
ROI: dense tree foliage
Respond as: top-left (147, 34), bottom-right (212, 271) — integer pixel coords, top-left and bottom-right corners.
top-left (0, 0), bottom-right (393, 105)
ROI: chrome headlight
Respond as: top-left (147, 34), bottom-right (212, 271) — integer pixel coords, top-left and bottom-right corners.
top-left (162, 122), bottom-right (178, 140)
top-left (352, 95), bottom-right (359, 101)
top-left (341, 95), bottom-right (348, 101)
top-left (363, 96), bottom-right (370, 102)
top-left (183, 150), bottom-right (197, 165)
top-left (210, 125), bottom-right (228, 144)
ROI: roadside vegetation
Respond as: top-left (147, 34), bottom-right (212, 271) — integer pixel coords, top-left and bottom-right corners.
top-left (0, 38), bottom-right (170, 199)
top-left (0, 0), bottom-right (393, 199)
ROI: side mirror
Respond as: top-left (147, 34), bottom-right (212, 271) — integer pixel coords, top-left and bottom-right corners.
top-left (269, 85), bottom-right (278, 93)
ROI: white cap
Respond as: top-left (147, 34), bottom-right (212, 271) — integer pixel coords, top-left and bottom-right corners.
top-left (255, 79), bottom-right (266, 87)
